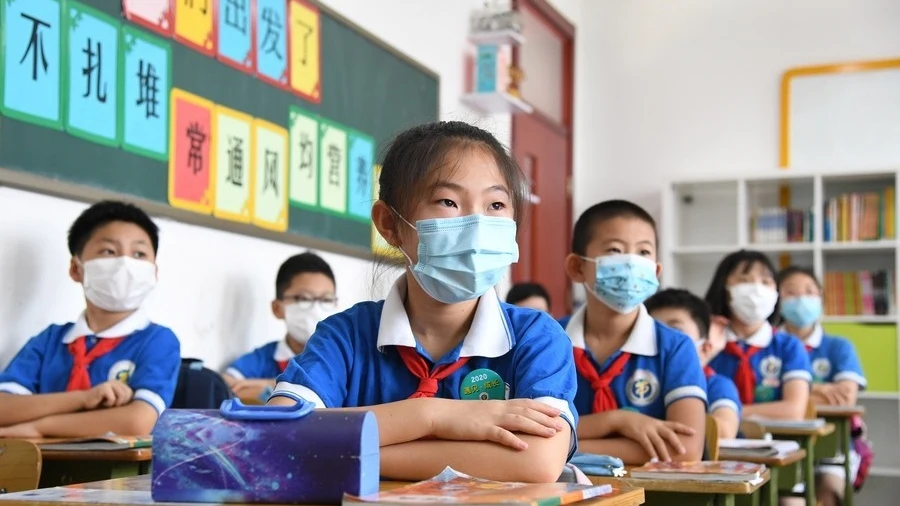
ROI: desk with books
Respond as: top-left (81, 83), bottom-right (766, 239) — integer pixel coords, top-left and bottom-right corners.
top-left (29, 437), bottom-right (152, 488)
top-left (814, 405), bottom-right (865, 506)
top-left (741, 418), bottom-right (835, 506)
top-left (0, 475), bottom-right (647, 506)
top-left (587, 461), bottom-right (769, 506)
top-left (718, 439), bottom-right (807, 506)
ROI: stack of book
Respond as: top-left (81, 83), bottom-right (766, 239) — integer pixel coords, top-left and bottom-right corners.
top-left (628, 461), bottom-right (766, 485)
top-left (750, 207), bottom-right (813, 244)
top-left (824, 187), bottom-right (895, 242)
top-left (824, 270), bottom-right (895, 316)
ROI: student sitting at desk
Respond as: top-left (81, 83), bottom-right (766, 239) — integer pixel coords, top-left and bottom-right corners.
top-left (778, 265), bottom-right (868, 506)
top-left (645, 288), bottom-right (742, 439)
top-left (268, 121), bottom-right (576, 483)
top-left (704, 250), bottom-right (812, 421)
top-left (0, 201), bottom-right (180, 438)
top-left (224, 252), bottom-right (338, 400)
top-left (560, 200), bottom-right (707, 465)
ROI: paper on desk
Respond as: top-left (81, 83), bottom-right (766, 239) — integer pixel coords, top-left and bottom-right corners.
top-left (0, 487), bottom-right (214, 505)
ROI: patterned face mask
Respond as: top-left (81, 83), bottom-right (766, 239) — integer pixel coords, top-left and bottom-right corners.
top-left (582, 254), bottom-right (659, 313)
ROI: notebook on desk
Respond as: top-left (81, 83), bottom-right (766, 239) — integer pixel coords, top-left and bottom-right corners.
top-left (628, 461), bottom-right (766, 484)
top-left (719, 438), bottom-right (801, 458)
top-left (748, 418), bottom-right (826, 430)
top-left (37, 435), bottom-right (151, 451)
top-left (343, 467), bottom-right (614, 506)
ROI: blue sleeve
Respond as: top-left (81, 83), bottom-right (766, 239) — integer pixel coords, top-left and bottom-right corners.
top-left (780, 335), bottom-right (813, 384)
top-left (129, 326), bottom-right (181, 414)
top-left (708, 375), bottom-right (742, 419)
top-left (273, 313), bottom-right (354, 408)
top-left (0, 326), bottom-right (57, 394)
top-left (511, 311), bottom-right (579, 459)
top-left (661, 331), bottom-right (708, 407)
top-left (831, 338), bottom-right (866, 389)
top-left (227, 347), bottom-right (268, 379)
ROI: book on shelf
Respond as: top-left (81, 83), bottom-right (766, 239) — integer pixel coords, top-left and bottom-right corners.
top-left (342, 467), bottom-right (613, 506)
top-left (824, 269), bottom-right (895, 317)
top-left (718, 438), bottom-right (801, 458)
top-left (36, 435), bottom-right (152, 451)
top-left (824, 187), bottom-right (895, 242)
top-left (750, 207), bottom-right (813, 244)
top-left (628, 461), bottom-right (766, 483)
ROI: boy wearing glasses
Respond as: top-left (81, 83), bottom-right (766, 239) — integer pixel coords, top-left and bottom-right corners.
top-left (224, 252), bottom-right (338, 399)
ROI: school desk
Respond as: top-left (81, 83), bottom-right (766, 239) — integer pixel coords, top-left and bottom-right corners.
top-left (0, 475), bottom-right (648, 506)
top-left (36, 446), bottom-right (151, 489)
top-left (717, 448), bottom-right (807, 506)
top-left (743, 421), bottom-right (835, 506)
top-left (814, 405), bottom-right (865, 506)
top-left (587, 468), bottom-right (770, 506)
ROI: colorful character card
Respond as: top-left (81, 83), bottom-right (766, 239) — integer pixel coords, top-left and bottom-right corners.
top-left (288, 106), bottom-right (319, 208)
top-left (318, 119), bottom-right (348, 215)
top-left (217, 0), bottom-right (255, 72)
top-left (120, 26), bottom-right (171, 160)
top-left (253, 118), bottom-right (289, 231)
top-left (169, 88), bottom-right (215, 214)
top-left (122, 0), bottom-right (173, 37)
top-left (288, 0), bottom-right (320, 102)
top-left (174, 0), bottom-right (216, 56)
top-left (214, 105), bottom-right (254, 223)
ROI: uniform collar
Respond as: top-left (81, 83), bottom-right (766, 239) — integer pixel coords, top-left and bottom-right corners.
top-left (779, 324), bottom-right (823, 349)
top-left (62, 309), bottom-right (151, 344)
top-left (274, 340), bottom-right (296, 362)
top-left (376, 276), bottom-right (514, 358)
top-left (564, 303), bottom-right (658, 356)
top-left (727, 321), bottom-right (773, 348)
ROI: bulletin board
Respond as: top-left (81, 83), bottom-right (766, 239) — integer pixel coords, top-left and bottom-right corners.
top-left (779, 58), bottom-right (900, 170)
top-left (0, 0), bottom-right (439, 258)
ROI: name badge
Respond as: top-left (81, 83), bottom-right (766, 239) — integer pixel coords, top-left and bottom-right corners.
top-left (460, 368), bottom-right (505, 400)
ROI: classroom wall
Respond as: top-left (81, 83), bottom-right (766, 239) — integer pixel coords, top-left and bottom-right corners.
top-left (571, 0), bottom-right (900, 220)
top-left (0, 0), bottom-right (555, 371)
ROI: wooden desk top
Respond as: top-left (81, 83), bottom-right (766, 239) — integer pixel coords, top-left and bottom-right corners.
top-left (751, 422), bottom-right (835, 438)
top-left (815, 405), bottom-right (866, 417)
top-left (718, 448), bottom-right (807, 467)
top-left (588, 469), bottom-right (769, 496)
top-left (0, 475), bottom-right (646, 506)
top-left (39, 447), bottom-right (152, 462)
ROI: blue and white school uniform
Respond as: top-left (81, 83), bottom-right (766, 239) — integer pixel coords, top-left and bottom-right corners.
top-left (272, 277), bottom-right (579, 454)
top-left (0, 310), bottom-right (181, 414)
top-left (565, 304), bottom-right (708, 418)
top-left (800, 325), bottom-right (866, 389)
top-left (709, 322), bottom-right (812, 403)
top-left (226, 340), bottom-right (295, 380)
top-left (705, 368), bottom-right (742, 419)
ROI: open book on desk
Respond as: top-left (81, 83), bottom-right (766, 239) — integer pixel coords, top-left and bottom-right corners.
top-left (628, 461), bottom-right (766, 484)
top-left (36, 435), bottom-right (151, 451)
top-left (746, 417), bottom-right (826, 430)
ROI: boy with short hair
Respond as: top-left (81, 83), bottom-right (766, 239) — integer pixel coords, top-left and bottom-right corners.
top-left (562, 199), bottom-right (707, 464)
top-left (224, 252), bottom-right (338, 400)
top-left (0, 200), bottom-right (180, 438)
top-left (645, 288), bottom-right (742, 439)
top-left (506, 282), bottom-right (552, 313)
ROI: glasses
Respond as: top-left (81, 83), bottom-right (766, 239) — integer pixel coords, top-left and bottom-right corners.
top-left (281, 296), bottom-right (338, 310)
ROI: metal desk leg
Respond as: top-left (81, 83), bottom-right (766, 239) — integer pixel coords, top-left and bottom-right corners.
top-left (803, 437), bottom-right (816, 506)
top-left (765, 466), bottom-right (780, 506)
top-left (839, 419), bottom-right (853, 506)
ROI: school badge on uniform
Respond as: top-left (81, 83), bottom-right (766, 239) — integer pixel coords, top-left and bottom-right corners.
top-left (460, 368), bottom-right (507, 400)
top-left (108, 359), bottom-right (136, 384)
top-left (812, 358), bottom-right (831, 382)
top-left (625, 369), bottom-right (660, 407)
top-left (759, 355), bottom-right (782, 388)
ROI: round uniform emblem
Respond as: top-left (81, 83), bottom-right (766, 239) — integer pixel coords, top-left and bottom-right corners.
top-left (108, 360), bottom-right (136, 384)
top-left (460, 368), bottom-right (505, 400)
top-left (812, 358), bottom-right (831, 381)
top-left (625, 369), bottom-right (660, 407)
top-left (759, 355), bottom-right (782, 387)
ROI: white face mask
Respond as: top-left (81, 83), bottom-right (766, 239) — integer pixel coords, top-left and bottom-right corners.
top-left (727, 282), bottom-right (778, 325)
top-left (80, 257), bottom-right (157, 312)
top-left (283, 303), bottom-right (333, 344)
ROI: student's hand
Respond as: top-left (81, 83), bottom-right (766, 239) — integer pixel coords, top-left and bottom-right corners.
top-left (82, 380), bottom-right (134, 410)
top-left (0, 421), bottom-right (41, 439)
top-left (429, 399), bottom-right (567, 451)
top-left (612, 410), bottom-right (695, 462)
top-left (812, 383), bottom-right (850, 406)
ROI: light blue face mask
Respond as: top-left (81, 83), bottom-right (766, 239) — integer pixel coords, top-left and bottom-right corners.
top-left (397, 213), bottom-right (519, 304)
top-left (583, 253), bottom-right (659, 314)
top-left (780, 295), bottom-right (822, 329)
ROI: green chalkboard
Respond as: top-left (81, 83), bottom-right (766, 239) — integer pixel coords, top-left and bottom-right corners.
top-left (0, 0), bottom-right (438, 256)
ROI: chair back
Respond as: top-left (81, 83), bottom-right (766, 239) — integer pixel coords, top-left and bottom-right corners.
top-left (0, 439), bottom-right (42, 493)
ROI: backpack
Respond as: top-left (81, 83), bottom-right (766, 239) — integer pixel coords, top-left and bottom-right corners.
top-left (170, 358), bottom-right (233, 409)
top-left (851, 415), bottom-right (873, 491)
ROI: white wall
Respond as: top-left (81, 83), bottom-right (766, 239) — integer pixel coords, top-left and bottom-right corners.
top-left (0, 0), bottom-right (528, 371)
top-left (572, 0), bottom-right (900, 220)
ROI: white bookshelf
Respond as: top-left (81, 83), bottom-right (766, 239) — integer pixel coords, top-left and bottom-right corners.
top-left (661, 169), bottom-right (900, 475)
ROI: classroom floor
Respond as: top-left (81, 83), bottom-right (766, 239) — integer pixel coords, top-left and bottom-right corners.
top-left (855, 476), bottom-right (900, 504)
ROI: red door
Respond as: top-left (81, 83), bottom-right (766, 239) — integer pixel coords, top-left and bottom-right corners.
top-left (511, 0), bottom-right (574, 318)
top-left (512, 113), bottom-right (570, 318)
